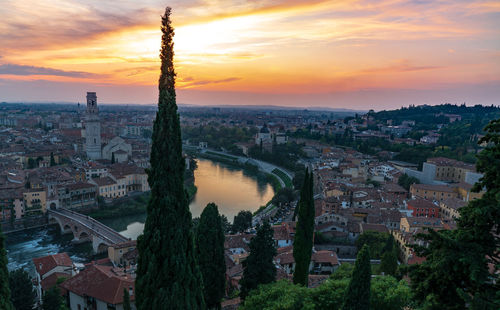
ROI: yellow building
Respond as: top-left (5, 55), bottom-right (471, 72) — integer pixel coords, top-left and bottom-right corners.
top-left (23, 188), bottom-right (47, 216)
top-left (410, 183), bottom-right (459, 201)
top-left (428, 157), bottom-right (475, 183)
top-left (91, 177), bottom-right (124, 199)
top-left (107, 241), bottom-right (137, 266)
top-left (439, 198), bottom-right (466, 221)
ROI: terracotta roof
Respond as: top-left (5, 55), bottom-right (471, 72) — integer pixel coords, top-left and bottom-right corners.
top-left (360, 223), bottom-right (389, 233)
top-left (40, 272), bottom-right (70, 292)
top-left (440, 198), bottom-right (467, 210)
top-left (60, 264), bottom-right (135, 305)
top-left (111, 240), bottom-right (137, 249)
top-left (407, 198), bottom-right (438, 209)
top-left (224, 234), bottom-right (254, 251)
top-left (311, 250), bottom-right (339, 265)
top-left (92, 177), bottom-right (116, 186)
top-left (427, 157), bottom-right (475, 170)
top-left (411, 183), bottom-right (456, 193)
top-left (33, 253), bottom-right (73, 276)
top-left (272, 225), bottom-right (291, 241)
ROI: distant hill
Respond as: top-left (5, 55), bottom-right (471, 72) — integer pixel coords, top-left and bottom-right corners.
top-left (371, 104), bottom-right (500, 126)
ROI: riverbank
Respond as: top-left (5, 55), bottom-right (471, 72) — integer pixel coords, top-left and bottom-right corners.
top-left (188, 148), bottom-right (290, 193)
top-left (85, 182), bottom-right (198, 220)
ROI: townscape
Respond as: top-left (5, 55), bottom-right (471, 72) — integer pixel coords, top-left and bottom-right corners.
top-left (1, 90), bottom-right (498, 309)
top-left (1, 2), bottom-right (499, 310)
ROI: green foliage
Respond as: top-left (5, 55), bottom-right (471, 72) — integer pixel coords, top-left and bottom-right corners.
top-left (182, 125), bottom-right (256, 155)
top-left (9, 269), bottom-right (36, 310)
top-left (88, 193), bottom-right (149, 219)
top-left (196, 203), bottom-right (226, 309)
top-left (342, 244), bottom-right (371, 310)
top-left (292, 169), bottom-right (306, 190)
top-left (370, 276), bottom-right (412, 310)
top-left (355, 231), bottom-right (389, 259)
top-left (220, 214), bottom-right (231, 234)
top-left (123, 288), bottom-right (131, 310)
top-left (293, 170), bottom-right (315, 286)
top-left (0, 227), bottom-right (14, 310)
top-left (408, 118), bottom-right (500, 309)
top-left (272, 168), bottom-right (293, 188)
top-left (241, 265), bottom-right (411, 310)
top-left (241, 280), bottom-right (311, 310)
top-left (50, 152), bottom-right (56, 166)
top-left (240, 221), bottom-right (277, 299)
top-left (271, 187), bottom-right (297, 207)
top-left (232, 210), bottom-right (252, 233)
top-left (42, 286), bottom-right (68, 310)
top-left (398, 173), bottom-right (420, 191)
top-left (27, 157), bottom-right (36, 169)
top-left (379, 235), bottom-right (398, 276)
top-left (135, 8), bottom-right (205, 309)
top-left (265, 173), bottom-right (282, 191)
top-left (249, 142), bottom-right (305, 172)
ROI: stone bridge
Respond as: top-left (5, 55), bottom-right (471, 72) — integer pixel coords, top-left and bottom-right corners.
top-left (48, 209), bottom-right (129, 253)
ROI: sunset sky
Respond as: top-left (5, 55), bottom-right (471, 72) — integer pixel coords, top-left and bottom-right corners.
top-left (0, 0), bottom-right (499, 110)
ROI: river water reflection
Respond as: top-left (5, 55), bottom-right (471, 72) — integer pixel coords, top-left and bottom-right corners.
top-left (6, 158), bottom-right (274, 271)
top-left (101, 158), bottom-right (275, 239)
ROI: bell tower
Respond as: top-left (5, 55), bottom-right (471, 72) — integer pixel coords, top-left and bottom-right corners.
top-left (85, 92), bottom-right (102, 159)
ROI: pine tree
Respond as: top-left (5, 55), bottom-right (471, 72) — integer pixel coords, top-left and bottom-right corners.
top-left (9, 268), bottom-right (36, 310)
top-left (409, 118), bottom-right (500, 309)
top-left (240, 221), bottom-right (277, 299)
top-left (123, 288), bottom-right (131, 310)
top-left (342, 244), bottom-right (371, 310)
top-left (0, 226), bottom-right (14, 310)
top-left (111, 152), bottom-right (115, 164)
top-left (293, 169), bottom-right (315, 286)
top-left (196, 203), bottom-right (226, 309)
top-left (135, 7), bottom-right (205, 310)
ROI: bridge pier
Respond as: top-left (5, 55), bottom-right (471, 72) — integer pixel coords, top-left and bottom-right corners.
top-left (48, 209), bottom-right (129, 255)
top-left (92, 235), bottom-right (109, 254)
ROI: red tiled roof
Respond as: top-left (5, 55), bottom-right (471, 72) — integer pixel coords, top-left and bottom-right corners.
top-left (40, 272), bottom-right (70, 292)
top-left (407, 198), bottom-right (438, 209)
top-left (33, 253), bottom-right (73, 276)
top-left (311, 250), bottom-right (339, 265)
top-left (61, 265), bottom-right (135, 305)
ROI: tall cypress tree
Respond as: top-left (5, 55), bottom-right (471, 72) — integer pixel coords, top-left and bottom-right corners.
top-left (293, 169), bottom-right (315, 286)
top-left (240, 221), bottom-right (277, 299)
top-left (135, 7), bottom-right (205, 309)
top-left (380, 235), bottom-right (398, 276)
top-left (195, 203), bottom-right (226, 309)
top-left (0, 226), bottom-right (14, 310)
top-left (50, 152), bottom-right (56, 166)
top-left (342, 244), bottom-right (371, 310)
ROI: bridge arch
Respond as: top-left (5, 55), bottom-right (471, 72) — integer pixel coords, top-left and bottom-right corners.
top-left (96, 243), bottom-right (108, 253)
top-left (78, 231), bottom-right (90, 240)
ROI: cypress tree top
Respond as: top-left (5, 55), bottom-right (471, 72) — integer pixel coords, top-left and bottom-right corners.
top-left (342, 244), bottom-right (371, 310)
top-left (135, 7), bottom-right (205, 309)
top-left (0, 227), bottom-right (14, 310)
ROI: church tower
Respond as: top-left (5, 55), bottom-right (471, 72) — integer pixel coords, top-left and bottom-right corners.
top-left (85, 92), bottom-right (102, 159)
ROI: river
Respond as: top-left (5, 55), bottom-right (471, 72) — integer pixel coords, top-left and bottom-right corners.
top-left (5, 158), bottom-right (275, 273)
